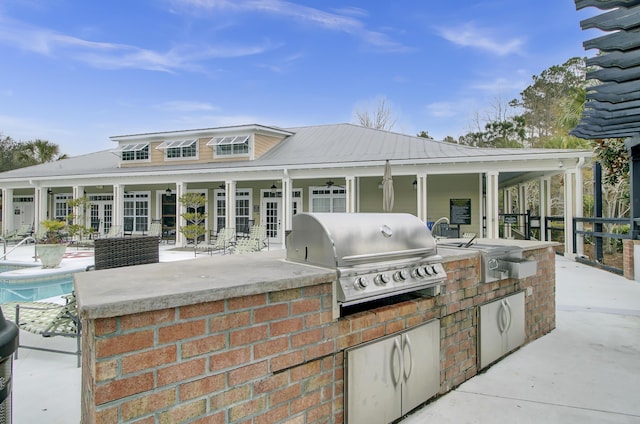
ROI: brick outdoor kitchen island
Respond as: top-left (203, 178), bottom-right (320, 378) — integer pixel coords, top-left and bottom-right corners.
top-left (75, 241), bottom-right (556, 424)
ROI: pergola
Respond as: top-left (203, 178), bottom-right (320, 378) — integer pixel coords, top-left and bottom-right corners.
top-left (572, 0), bottom-right (640, 240)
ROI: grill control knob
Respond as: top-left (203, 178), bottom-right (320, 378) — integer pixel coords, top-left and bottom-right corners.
top-left (354, 276), bottom-right (369, 289)
top-left (430, 265), bottom-right (439, 275)
top-left (393, 270), bottom-right (409, 281)
top-left (374, 273), bottom-right (390, 286)
top-left (412, 267), bottom-right (426, 278)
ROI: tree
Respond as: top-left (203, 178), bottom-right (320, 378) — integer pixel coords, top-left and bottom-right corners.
top-left (511, 57), bottom-right (588, 148)
top-left (179, 192), bottom-right (208, 256)
top-left (0, 134), bottom-right (22, 172)
top-left (354, 97), bottom-right (397, 131)
top-left (416, 130), bottom-right (433, 139)
top-left (17, 139), bottom-right (67, 166)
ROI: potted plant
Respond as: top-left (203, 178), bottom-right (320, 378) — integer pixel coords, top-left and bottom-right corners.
top-left (37, 219), bottom-right (68, 268)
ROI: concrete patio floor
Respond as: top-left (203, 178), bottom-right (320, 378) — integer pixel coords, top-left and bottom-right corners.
top-left (3, 246), bottom-right (640, 423)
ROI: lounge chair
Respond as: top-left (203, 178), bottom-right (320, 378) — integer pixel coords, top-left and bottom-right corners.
top-left (148, 222), bottom-right (163, 242)
top-left (5, 223), bottom-right (33, 243)
top-left (2, 293), bottom-right (81, 367)
top-left (209, 228), bottom-right (235, 255)
top-left (231, 225), bottom-right (268, 254)
top-left (104, 224), bottom-right (122, 238)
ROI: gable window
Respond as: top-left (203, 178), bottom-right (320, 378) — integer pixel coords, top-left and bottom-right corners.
top-left (156, 139), bottom-right (198, 159)
top-left (113, 143), bottom-right (150, 161)
top-left (207, 135), bottom-right (250, 158)
top-left (310, 186), bottom-right (346, 213)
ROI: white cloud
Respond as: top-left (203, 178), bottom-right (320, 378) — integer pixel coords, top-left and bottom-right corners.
top-left (172, 0), bottom-right (409, 52)
top-left (471, 77), bottom-right (527, 92)
top-left (437, 22), bottom-right (524, 56)
top-left (155, 101), bottom-right (218, 112)
top-left (0, 13), bottom-right (271, 73)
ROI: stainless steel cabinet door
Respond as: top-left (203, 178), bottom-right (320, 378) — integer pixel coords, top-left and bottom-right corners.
top-left (346, 334), bottom-right (402, 424)
top-left (402, 319), bottom-right (440, 415)
top-left (479, 291), bottom-right (525, 369)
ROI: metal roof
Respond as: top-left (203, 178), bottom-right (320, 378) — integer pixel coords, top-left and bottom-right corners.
top-left (0, 123), bottom-right (591, 182)
top-left (572, 0), bottom-right (640, 139)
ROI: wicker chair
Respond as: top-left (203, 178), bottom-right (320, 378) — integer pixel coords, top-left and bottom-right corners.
top-left (2, 293), bottom-right (81, 367)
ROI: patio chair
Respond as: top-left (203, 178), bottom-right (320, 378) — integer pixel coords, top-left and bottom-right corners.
top-left (123, 217), bottom-right (134, 237)
top-left (5, 223), bottom-right (33, 243)
top-left (231, 225), bottom-right (268, 254)
top-left (2, 293), bottom-right (81, 367)
top-left (148, 221), bottom-right (163, 242)
top-left (209, 228), bottom-right (235, 255)
top-left (104, 224), bottom-right (122, 238)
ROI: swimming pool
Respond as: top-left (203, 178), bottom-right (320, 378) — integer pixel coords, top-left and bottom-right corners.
top-left (0, 264), bottom-right (78, 303)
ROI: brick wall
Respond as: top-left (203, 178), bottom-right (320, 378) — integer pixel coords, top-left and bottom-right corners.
top-left (623, 239), bottom-right (639, 280)
top-left (81, 246), bottom-right (556, 423)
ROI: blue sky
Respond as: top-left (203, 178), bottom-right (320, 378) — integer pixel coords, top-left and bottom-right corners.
top-left (0, 1), bottom-right (598, 156)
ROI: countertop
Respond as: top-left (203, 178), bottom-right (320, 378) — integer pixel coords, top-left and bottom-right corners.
top-left (75, 250), bottom-right (336, 320)
top-left (75, 239), bottom-right (556, 320)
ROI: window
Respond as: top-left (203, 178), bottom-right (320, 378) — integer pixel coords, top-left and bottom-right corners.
top-left (123, 192), bottom-right (149, 232)
top-left (157, 139), bottom-right (198, 159)
top-left (207, 135), bottom-right (250, 157)
top-left (54, 194), bottom-right (73, 222)
top-left (213, 189), bottom-right (252, 233)
top-left (113, 143), bottom-right (150, 161)
top-left (310, 186), bottom-right (346, 213)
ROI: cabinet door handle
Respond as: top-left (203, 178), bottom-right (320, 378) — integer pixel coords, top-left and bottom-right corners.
top-left (504, 298), bottom-right (512, 333)
top-left (402, 334), bottom-right (413, 381)
top-left (498, 300), bottom-right (508, 334)
top-left (391, 339), bottom-right (403, 387)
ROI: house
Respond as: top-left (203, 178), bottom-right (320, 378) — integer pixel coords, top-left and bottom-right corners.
top-left (0, 123), bottom-right (592, 254)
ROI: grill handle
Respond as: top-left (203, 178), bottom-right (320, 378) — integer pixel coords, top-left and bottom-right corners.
top-left (341, 248), bottom-right (439, 263)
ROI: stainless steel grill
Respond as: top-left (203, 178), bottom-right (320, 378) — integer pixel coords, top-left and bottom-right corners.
top-left (286, 213), bottom-right (446, 312)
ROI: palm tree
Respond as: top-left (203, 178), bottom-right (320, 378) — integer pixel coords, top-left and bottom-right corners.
top-left (17, 139), bottom-right (67, 166)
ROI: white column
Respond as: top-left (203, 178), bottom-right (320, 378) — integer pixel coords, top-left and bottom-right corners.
top-left (34, 187), bottom-right (48, 231)
top-left (575, 165), bottom-right (584, 257)
top-left (112, 184), bottom-right (122, 229)
top-left (485, 172), bottom-right (499, 238)
top-left (539, 177), bottom-right (548, 241)
top-left (345, 176), bottom-right (356, 213)
top-left (2, 189), bottom-right (13, 234)
top-left (71, 186), bottom-right (85, 232)
top-left (564, 170), bottom-right (576, 257)
top-left (504, 187), bottom-right (512, 239)
top-left (225, 180), bottom-right (236, 233)
top-left (176, 182), bottom-right (186, 246)
top-left (282, 173), bottom-right (292, 243)
top-left (416, 173), bottom-right (427, 222)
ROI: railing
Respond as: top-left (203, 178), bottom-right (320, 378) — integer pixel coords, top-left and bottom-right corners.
top-left (0, 236), bottom-right (38, 262)
top-left (573, 217), bottom-right (632, 275)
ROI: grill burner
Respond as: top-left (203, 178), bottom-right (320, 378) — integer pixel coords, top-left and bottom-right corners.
top-left (285, 213), bottom-right (446, 313)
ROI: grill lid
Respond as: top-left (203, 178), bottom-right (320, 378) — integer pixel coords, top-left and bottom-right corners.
top-left (286, 213), bottom-right (438, 268)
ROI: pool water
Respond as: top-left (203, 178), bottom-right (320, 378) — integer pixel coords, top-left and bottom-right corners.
top-left (0, 264), bottom-right (76, 303)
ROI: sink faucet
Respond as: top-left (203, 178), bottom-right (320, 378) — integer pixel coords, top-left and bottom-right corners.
top-left (431, 217), bottom-right (449, 238)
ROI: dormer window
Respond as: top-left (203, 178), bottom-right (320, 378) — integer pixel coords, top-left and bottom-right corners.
top-left (207, 135), bottom-right (250, 157)
top-left (156, 139), bottom-right (198, 159)
top-left (113, 143), bottom-right (150, 161)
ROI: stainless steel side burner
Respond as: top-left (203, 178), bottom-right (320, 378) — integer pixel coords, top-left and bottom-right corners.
top-left (439, 242), bottom-right (536, 283)
top-left (285, 213), bottom-right (447, 314)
